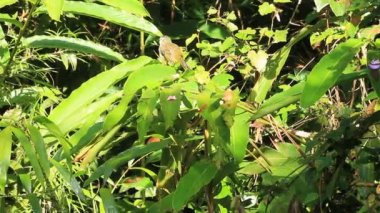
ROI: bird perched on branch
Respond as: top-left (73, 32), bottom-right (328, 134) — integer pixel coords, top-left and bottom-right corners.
top-left (159, 36), bottom-right (189, 70)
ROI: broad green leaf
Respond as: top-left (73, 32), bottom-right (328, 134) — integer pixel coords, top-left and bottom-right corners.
top-left (43, 0), bottom-right (63, 21)
top-left (0, 13), bottom-right (22, 27)
top-left (0, 26), bottom-right (10, 73)
top-left (100, 188), bottom-right (119, 213)
top-left (0, 127), bottom-right (12, 193)
top-left (85, 140), bottom-right (169, 186)
top-left (49, 56), bottom-right (152, 127)
top-left (22, 35), bottom-right (125, 62)
top-left (58, 1), bottom-right (161, 36)
top-left (50, 159), bottom-right (85, 200)
top-left (258, 2), bottom-right (276, 16)
top-left (11, 127), bottom-right (46, 186)
top-left (148, 160), bottom-right (218, 212)
top-left (248, 50), bottom-right (268, 72)
top-left (0, 0), bottom-right (17, 9)
top-left (97, 0), bottom-right (150, 17)
top-left (199, 22), bottom-right (230, 40)
top-left (329, 0), bottom-right (348, 17)
top-left (301, 39), bottom-right (364, 107)
top-left (314, 0), bottom-right (329, 12)
top-left (103, 64), bottom-right (176, 131)
top-left (26, 124), bottom-right (50, 178)
top-left (273, 29), bottom-right (288, 43)
top-left (249, 23), bottom-right (321, 103)
top-left (137, 89), bottom-right (159, 143)
top-left (274, 0), bottom-right (291, 2)
top-left (228, 109), bottom-right (250, 162)
top-left (160, 84), bottom-right (182, 129)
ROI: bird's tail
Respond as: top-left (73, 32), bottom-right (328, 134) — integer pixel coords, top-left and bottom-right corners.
top-left (181, 60), bottom-right (190, 70)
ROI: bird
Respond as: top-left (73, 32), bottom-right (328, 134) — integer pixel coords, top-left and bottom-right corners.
top-left (159, 36), bottom-right (189, 70)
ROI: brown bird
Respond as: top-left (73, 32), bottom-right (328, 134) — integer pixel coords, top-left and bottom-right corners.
top-left (159, 36), bottom-right (189, 70)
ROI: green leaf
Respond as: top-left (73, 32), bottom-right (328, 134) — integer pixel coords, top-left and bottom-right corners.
top-left (274, 0), bottom-right (291, 2)
top-left (22, 35), bottom-right (126, 62)
top-left (0, 127), bottom-right (12, 193)
top-left (43, 0), bottom-right (63, 21)
top-left (137, 89), bottom-right (159, 143)
top-left (97, 0), bottom-right (150, 17)
top-left (301, 39), bottom-right (364, 107)
top-left (329, 0), bottom-right (348, 17)
top-left (249, 23), bottom-right (323, 103)
top-left (11, 127), bottom-right (46, 186)
top-left (50, 159), bottom-right (85, 200)
top-left (248, 69), bottom-right (368, 120)
top-left (103, 64), bottom-right (176, 131)
top-left (100, 188), bottom-right (119, 213)
top-left (258, 2), bottom-right (276, 16)
top-left (57, 1), bottom-right (161, 36)
top-left (313, 0), bottom-right (329, 12)
top-left (239, 143), bottom-right (304, 177)
top-left (228, 109), bottom-right (250, 162)
top-left (49, 57), bottom-right (152, 129)
top-left (160, 83), bottom-right (182, 129)
top-left (34, 116), bottom-right (72, 159)
top-left (0, 26), bottom-right (10, 72)
top-left (273, 29), bottom-right (288, 43)
top-left (199, 22), bottom-right (230, 40)
top-left (27, 194), bottom-right (42, 213)
top-left (85, 140), bottom-right (169, 186)
top-left (26, 124), bottom-right (50, 178)
top-left (148, 160), bottom-right (218, 212)
top-left (0, 13), bottom-right (22, 27)
top-left (0, 0), bottom-right (17, 9)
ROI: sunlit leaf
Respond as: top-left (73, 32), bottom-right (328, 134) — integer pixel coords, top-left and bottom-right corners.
top-left (0, 127), bottom-right (12, 193)
top-left (56, 1), bottom-right (161, 36)
top-left (22, 35), bottom-right (126, 62)
top-left (49, 57), bottom-right (152, 129)
top-left (103, 64), bottom-right (176, 131)
top-left (0, 0), bottom-right (17, 9)
top-left (43, 0), bottom-right (63, 21)
top-left (97, 0), bottom-right (150, 17)
top-left (301, 39), bottom-right (364, 107)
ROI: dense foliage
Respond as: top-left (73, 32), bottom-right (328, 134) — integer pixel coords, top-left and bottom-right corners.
top-left (0, 0), bottom-right (380, 212)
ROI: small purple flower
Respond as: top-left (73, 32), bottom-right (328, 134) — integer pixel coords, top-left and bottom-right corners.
top-left (167, 95), bottom-right (177, 101)
top-left (369, 59), bottom-right (380, 70)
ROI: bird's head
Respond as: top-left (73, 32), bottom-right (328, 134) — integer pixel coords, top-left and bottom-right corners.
top-left (159, 36), bottom-right (172, 46)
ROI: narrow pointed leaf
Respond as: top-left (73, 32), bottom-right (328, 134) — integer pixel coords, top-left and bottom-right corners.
top-left (97, 0), bottom-right (150, 17)
top-left (0, 127), bottom-right (12, 193)
top-left (85, 140), bottom-right (168, 186)
top-left (51, 1), bottom-right (161, 36)
top-left (49, 56), bottom-right (152, 126)
top-left (104, 64), bottom-right (176, 130)
top-left (148, 160), bottom-right (218, 212)
top-left (26, 124), bottom-right (50, 178)
top-left (11, 127), bottom-right (46, 186)
top-left (301, 39), bottom-right (363, 107)
top-left (22, 35), bottom-right (126, 62)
